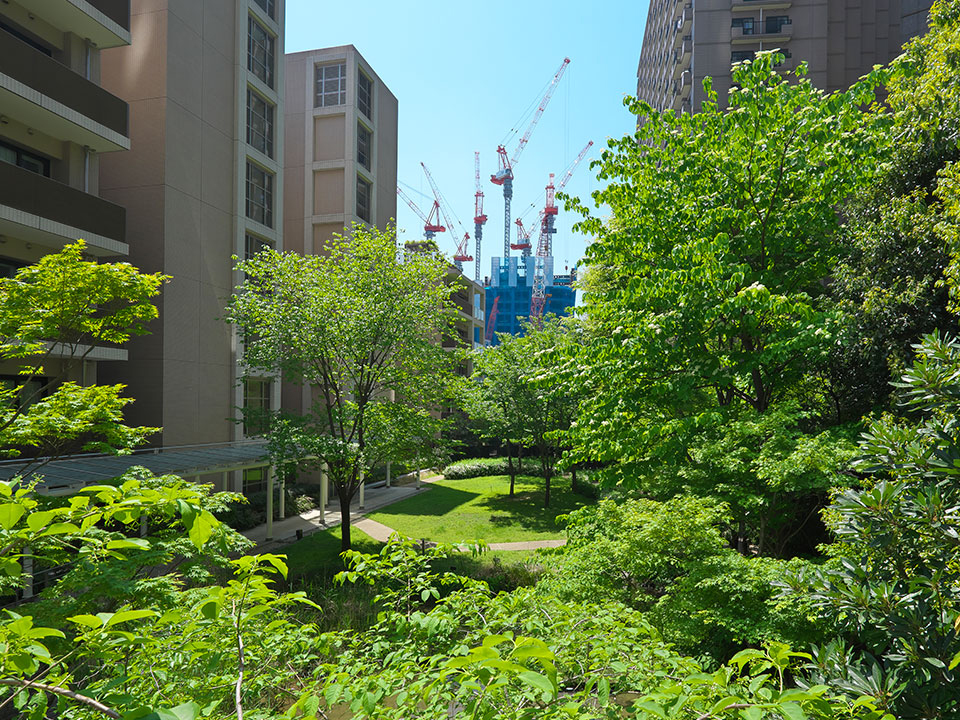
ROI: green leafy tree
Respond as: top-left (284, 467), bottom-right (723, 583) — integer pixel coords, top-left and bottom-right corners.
top-left (226, 224), bottom-right (458, 550)
top-left (465, 319), bottom-right (579, 507)
top-left (796, 332), bottom-right (960, 719)
top-left (0, 242), bottom-right (166, 466)
top-left (563, 52), bottom-right (889, 550)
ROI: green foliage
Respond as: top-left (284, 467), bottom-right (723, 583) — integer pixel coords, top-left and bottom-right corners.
top-left (561, 51), bottom-right (889, 552)
top-left (226, 223), bottom-right (458, 549)
top-left (0, 242), bottom-right (165, 461)
top-left (465, 318), bottom-right (581, 505)
top-left (797, 333), bottom-right (960, 718)
top-left (540, 497), bottom-right (823, 660)
top-left (442, 456), bottom-right (531, 480)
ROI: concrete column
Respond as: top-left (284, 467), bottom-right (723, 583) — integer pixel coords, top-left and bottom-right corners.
top-left (266, 466), bottom-right (275, 541)
top-left (358, 468), bottom-right (365, 510)
top-left (278, 473), bottom-right (285, 519)
top-left (416, 467), bottom-right (422, 490)
top-left (385, 462), bottom-right (391, 488)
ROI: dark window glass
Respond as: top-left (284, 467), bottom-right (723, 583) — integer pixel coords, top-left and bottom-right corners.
top-left (0, 140), bottom-right (50, 177)
top-left (765, 15), bottom-right (791, 33)
top-left (245, 233), bottom-right (274, 260)
top-left (243, 378), bottom-right (272, 436)
top-left (356, 175), bottom-right (372, 223)
top-left (246, 88), bottom-right (274, 158)
top-left (245, 162), bottom-right (274, 227)
top-left (731, 50), bottom-right (754, 63)
top-left (0, 20), bottom-right (52, 56)
top-left (251, 0), bottom-right (275, 20)
top-left (357, 71), bottom-right (373, 119)
top-left (357, 123), bottom-right (372, 170)
top-left (732, 17), bottom-right (755, 34)
top-left (247, 16), bottom-right (275, 88)
top-left (315, 63), bottom-right (346, 107)
top-left (0, 375), bottom-right (48, 411)
top-left (242, 466), bottom-right (268, 494)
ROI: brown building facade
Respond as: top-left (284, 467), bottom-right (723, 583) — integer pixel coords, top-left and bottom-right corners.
top-left (636, 0), bottom-right (935, 113)
top-left (98, 0), bottom-right (285, 451)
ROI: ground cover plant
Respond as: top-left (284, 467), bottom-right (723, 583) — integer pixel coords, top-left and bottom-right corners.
top-left (364, 474), bottom-right (590, 544)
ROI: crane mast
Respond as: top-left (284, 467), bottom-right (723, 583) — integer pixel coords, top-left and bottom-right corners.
top-left (491, 57), bottom-right (570, 261)
top-left (529, 140), bottom-right (593, 322)
top-left (473, 151), bottom-right (487, 283)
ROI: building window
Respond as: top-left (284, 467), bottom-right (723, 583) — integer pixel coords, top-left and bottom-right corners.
top-left (245, 162), bottom-right (274, 227)
top-left (242, 466), bottom-right (268, 495)
top-left (356, 175), bottom-right (372, 223)
top-left (765, 15), bottom-right (791, 34)
top-left (245, 233), bottom-right (274, 260)
top-left (0, 139), bottom-right (50, 177)
top-left (247, 15), bottom-right (275, 88)
top-left (315, 62), bottom-right (346, 108)
top-left (357, 123), bottom-right (372, 170)
top-left (251, 0), bottom-right (275, 20)
top-left (243, 378), bottom-right (272, 436)
top-left (0, 19), bottom-right (53, 57)
top-left (357, 70), bottom-right (373, 119)
top-left (246, 88), bottom-right (275, 158)
top-left (731, 50), bottom-right (755, 63)
top-left (0, 258), bottom-right (26, 279)
top-left (0, 375), bottom-right (48, 411)
top-left (732, 17), bottom-right (755, 35)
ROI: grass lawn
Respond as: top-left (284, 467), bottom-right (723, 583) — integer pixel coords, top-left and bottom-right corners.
top-left (280, 525), bottom-right (383, 578)
top-left (366, 473), bottom-right (592, 544)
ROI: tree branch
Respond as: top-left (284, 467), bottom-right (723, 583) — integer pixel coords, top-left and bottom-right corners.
top-left (0, 678), bottom-right (120, 719)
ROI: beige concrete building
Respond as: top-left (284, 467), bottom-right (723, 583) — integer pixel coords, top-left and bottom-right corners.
top-left (0, 0), bottom-right (132, 388)
top-left (283, 45), bottom-right (398, 257)
top-left (637, 0), bottom-right (934, 113)
top-left (98, 0), bottom-right (285, 452)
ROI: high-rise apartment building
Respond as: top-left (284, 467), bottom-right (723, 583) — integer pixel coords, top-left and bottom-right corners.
top-left (283, 45), bottom-right (397, 257)
top-left (98, 0), bottom-right (285, 450)
top-left (0, 0), bottom-right (132, 385)
top-left (637, 0), bottom-right (934, 113)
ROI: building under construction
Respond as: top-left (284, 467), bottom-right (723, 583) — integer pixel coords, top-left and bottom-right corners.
top-left (484, 257), bottom-right (576, 345)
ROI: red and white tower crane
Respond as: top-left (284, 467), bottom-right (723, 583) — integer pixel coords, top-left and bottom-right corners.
top-left (421, 162), bottom-right (473, 271)
top-left (491, 58), bottom-right (570, 262)
top-left (484, 295), bottom-right (500, 345)
top-left (473, 151), bottom-right (487, 283)
top-left (529, 140), bottom-right (593, 322)
top-left (396, 185), bottom-right (445, 241)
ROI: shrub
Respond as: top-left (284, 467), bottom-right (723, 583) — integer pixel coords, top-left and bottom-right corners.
top-left (442, 456), bottom-right (530, 479)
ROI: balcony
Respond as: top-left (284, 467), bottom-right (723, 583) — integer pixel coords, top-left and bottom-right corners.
top-left (731, 22), bottom-right (794, 43)
top-left (673, 1), bottom-right (692, 21)
top-left (676, 5), bottom-right (692, 34)
top-left (19, 0), bottom-right (130, 49)
top-left (0, 29), bottom-right (129, 152)
top-left (0, 161), bottom-right (127, 256)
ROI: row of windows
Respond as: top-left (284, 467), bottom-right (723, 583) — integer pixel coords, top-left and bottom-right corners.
top-left (314, 61), bottom-right (375, 121)
top-left (732, 15), bottom-right (791, 34)
top-left (245, 163), bottom-right (375, 229)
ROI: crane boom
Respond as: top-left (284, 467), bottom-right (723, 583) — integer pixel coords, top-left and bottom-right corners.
top-left (422, 162), bottom-right (473, 269)
top-left (490, 57), bottom-right (571, 264)
top-left (485, 295), bottom-right (500, 344)
top-left (397, 186), bottom-right (445, 239)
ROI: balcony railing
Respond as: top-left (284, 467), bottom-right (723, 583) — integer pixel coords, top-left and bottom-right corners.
top-left (0, 161), bottom-right (126, 249)
top-left (87, 0), bottom-right (131, 30)
top-left (0, 29), bottom-right (129, 140)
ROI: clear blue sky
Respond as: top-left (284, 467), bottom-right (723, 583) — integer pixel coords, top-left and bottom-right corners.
top-left (286, 1), bottom-right (649, 281)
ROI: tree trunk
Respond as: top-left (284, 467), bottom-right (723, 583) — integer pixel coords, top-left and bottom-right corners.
top-left (507, 443), bottom-right (516, 497)
top-left (339, 489), bottom-right (352, 553)
top-left (543, 461), bottom-right (552, 508)
top-left (571, 464), bottom-right (577, 494)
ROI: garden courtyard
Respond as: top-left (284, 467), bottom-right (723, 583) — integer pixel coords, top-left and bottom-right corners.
top-left (275, 471), bottom-right (594, 579)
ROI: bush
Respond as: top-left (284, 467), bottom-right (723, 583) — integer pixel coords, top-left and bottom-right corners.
top-left (216, 483), bottom-right (323, 530)
top-left (442, 456), bottom-right (530, 479)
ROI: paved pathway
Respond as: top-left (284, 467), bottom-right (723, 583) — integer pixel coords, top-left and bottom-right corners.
top-left (243, 472), bottom-right (567, 553)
